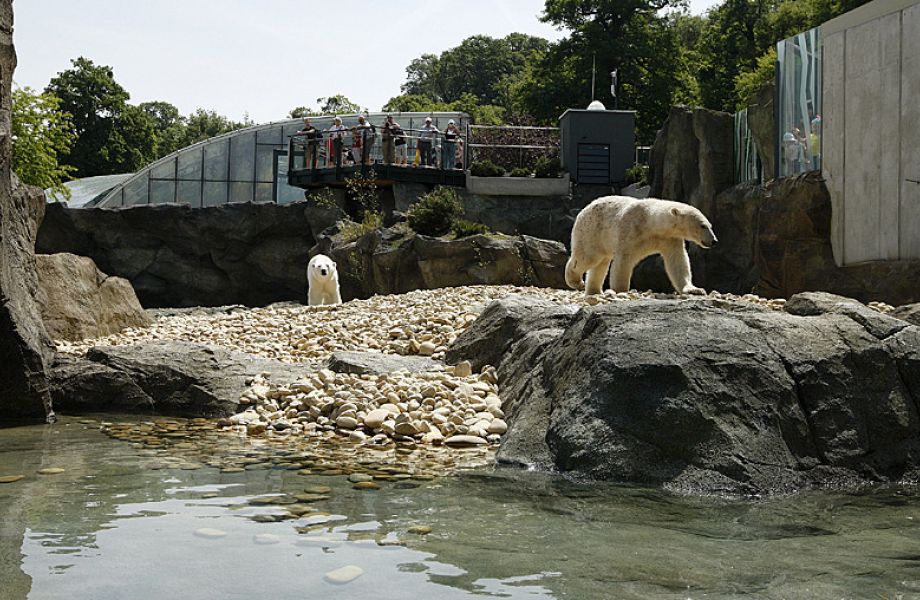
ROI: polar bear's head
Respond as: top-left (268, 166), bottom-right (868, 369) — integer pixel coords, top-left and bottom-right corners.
top-left (670, 205), bottom-right (718, 249)
top-left (308, 254), bottom-right (338, 281)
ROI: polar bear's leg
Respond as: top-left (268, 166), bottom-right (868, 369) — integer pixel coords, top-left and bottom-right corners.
top-left (565, 255), bottom-right (586, 290)
top-left (608, 255), bottom-right (638, 293)
top-left (331, 277), bottom-right (342, 304)
top-left (662, 240), bottom-right (704, 294)
top-left (308, 286), bottom-right (322, 306)
top-left (584, 259), bottom-right (610, 295)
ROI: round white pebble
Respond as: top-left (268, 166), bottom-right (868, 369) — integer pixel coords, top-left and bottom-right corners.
top-left (324, 565), bottom-right (364, 584)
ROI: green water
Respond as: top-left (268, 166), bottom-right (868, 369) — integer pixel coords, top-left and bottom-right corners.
top-left (2, 418), bottom-right (920, 600)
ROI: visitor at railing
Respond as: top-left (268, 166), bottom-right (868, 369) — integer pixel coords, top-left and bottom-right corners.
top-left (392, 120), bottom-right (408, 166)
top-left (455, 136), bottom-right (464, 170)
top-left (326, 116), bottom-right (347, 168)
top-left (442, 120), bottom-right (460, 170)
top-left (809, 116), bottom-right (821, 171)
top-left (296, 117), bottom-right (322, 170)
top-left (381, 115), bottom-right (396, 165)
top-left (352, 115), bottom-right (375, 166)
top-left (418, 117), bottom-right (440, 168)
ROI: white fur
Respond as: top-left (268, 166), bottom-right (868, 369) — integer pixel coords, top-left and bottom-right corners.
top-left (565, 195), bottom-right (717, 295)
top-left (307, 254), bottom-right (342, 306)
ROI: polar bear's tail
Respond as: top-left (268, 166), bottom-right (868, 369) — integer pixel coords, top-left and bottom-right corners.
top-left (565, 256), bottom-right (585, 290)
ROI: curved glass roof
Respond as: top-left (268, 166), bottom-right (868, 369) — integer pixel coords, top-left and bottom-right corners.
top-left (46, 173), bottom-right (134, 208)
top-left (95, 112), bottom-right (467, 208)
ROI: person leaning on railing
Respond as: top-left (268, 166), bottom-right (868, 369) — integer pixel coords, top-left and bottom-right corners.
top-left (296, 117), bottom-right (322, 170)
top-left (326, 116), bottom-right (347, 167)
top-left (442, 119), bottom-right (460, 170)
top-left (392, 120), bottom-right (407, 166)
top-left (382, 115), bottom-right (396, 165)
top-left (418, 116), bottom-right (439, 168)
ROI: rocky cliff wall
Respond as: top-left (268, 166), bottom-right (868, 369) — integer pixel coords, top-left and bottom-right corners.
top-left (0, 1), bottom-right (55, 420)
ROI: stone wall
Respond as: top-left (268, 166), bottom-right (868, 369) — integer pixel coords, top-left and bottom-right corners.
top-left (0, 1), bottom-right (55, 420)
top-left (37, 201), bottom-right (342, 308)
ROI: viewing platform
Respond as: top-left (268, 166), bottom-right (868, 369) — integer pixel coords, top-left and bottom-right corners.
top-left (287, 163), bottom-right (467, 189)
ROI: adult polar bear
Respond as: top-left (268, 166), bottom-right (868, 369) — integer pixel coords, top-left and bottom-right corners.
top-left (565, 195), bottom-right (717, 295)
top-left (307, 254), bottom-right (342, 306)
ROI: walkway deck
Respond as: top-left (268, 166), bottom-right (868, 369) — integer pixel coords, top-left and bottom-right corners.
top-left (288, 163), bottom-right (467, 188)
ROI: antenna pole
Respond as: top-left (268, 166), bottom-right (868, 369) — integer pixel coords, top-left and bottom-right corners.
top-left (591, 53), bottom-right (597, 101)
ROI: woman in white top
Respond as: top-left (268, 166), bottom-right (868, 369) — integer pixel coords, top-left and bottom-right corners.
top-left (326, 116), bottom-right (347, 167)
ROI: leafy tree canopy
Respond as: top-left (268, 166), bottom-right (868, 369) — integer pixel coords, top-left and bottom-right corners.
top-left (11, 86), bottom-right (77, 199)
top-left (317, 95), bottom-right (364, 115)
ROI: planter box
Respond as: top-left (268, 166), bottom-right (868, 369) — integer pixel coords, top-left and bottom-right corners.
top-left (465, 172), bottom-right (570, 197)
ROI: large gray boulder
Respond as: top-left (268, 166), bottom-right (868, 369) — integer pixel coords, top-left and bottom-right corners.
top-left (49, 341), bottom-right (311, 417)
top-left (0, 3), bottom-right (54, 420)
top-left (36, 252), bottom-right (151, 341)
top-left (449, 293), bottom-right (920, 495)
top-left (316, 227), bottom-right (570, 300)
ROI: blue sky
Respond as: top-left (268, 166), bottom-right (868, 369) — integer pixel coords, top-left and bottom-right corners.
top-left (14, 0), bottom-right (719, 124)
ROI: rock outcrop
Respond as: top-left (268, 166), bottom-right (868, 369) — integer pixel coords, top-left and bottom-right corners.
top-left (37, 201), bottom-right (323, 308)
top-left (36, 253), bottom-right (150, 341)
top-left (448, 293), bottom-right (920, 495)
top-left (648, 105), bottom-right (735, 218)
top-left (315, 226), bottom-right (569, 300)
top-left (0, 2), bottom-right (55, 420)
top-left (747, 82), bottom-right (776, 181)
top-left (49, 341), bottom-right (310, 417)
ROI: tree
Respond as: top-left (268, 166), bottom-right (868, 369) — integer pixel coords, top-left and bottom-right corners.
top-left (107, 104), bottom-right (158, 172)
top-left (11, 86), bottom-right (77, 199)
top-left (180, 109), bottom-right (247, 146)
top-left (397, 34), bottom-right (548, 111)
top-left (316, 95), bottom-right (364, 115)
top-left (518, 0), bottom-right (693, 142)
top-left (288, 106), bottom-right (319, 118)
top-left (45, 57), bottom-right (131, 177)
top-left (139, 101), bottom-right (186, 158)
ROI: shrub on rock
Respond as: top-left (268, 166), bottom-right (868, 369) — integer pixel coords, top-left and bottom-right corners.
top-left (407, 187), bottom-right (463, 237)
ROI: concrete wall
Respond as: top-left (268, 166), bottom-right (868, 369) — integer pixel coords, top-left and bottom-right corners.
top-left (823, 0), bottom-right (920, 265)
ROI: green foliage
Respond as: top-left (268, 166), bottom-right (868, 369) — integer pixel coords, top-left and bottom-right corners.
top-left (624, 163), bottom-right (649, 186)
top-left (451, 219), bottom-right (491, 238)
top-left (382, 92), bottom-right (505, 125)
top-left (288, 106), bottom-right (319, 119)
top-left (469, 160), bottom-right (505, 177)
top-left (735, 46), bottom-right (777, 107)
top-left (534, 156), bottom-right (562, 179)
top-left (339, 211), bottom-right (382, 242)
top-left (45, 57), bottom-right (131, 177)
top-left (309, 187), bottom-right (338, 210)
top-left (181, 109), bottom-right (249, 147)
top-left (407, 187), bottom-right (464, 237)
top-left (509, 167), bottom-right (531, 177)
top-left (11, 86), bottom-right (77, 199)
top-left (344, 173), bottom-right (379, 220)
top-left (139, 101), bottom-right (186, 158)
top-left (317, 94), bottom-right (364, 115)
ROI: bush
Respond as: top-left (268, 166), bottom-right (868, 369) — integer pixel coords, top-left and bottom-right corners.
top-left (451, 219), bottom-right (491, 238)
top-left (509, 167), bottom-right (531, 178)
top-left (407, 187), bottom-right (463, 237)
top-left (624, 163), bottom-right (649, 187)
top-left (469, 160), bottom-right (505, 177)
top-left (339, 211), bottom-right (382, 242)
top-left (533, 156), bottom-right (562, 178)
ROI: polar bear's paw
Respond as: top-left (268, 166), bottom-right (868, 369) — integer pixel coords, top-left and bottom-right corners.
top-left (681, 285), bottom-right (706, 295)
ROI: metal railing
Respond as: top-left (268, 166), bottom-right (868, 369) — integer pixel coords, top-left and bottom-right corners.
top-left (288, 126), bottom-right (469, 175)
top-left (467, 124), bottom-right (560, 171)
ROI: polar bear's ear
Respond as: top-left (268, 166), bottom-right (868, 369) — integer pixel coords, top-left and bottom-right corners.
top-left (670, 207), bottom-right (680, 216)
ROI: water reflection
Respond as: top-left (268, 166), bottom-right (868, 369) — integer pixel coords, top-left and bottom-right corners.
top-left (3, 418), bottom-right (920, 600)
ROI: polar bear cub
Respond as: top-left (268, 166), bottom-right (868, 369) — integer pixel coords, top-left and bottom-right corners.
top-left (307, 254), bottom-right (342, 306)
top-left (565, 195), bottom-right (717, 296)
